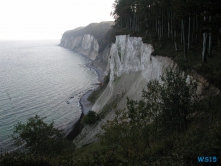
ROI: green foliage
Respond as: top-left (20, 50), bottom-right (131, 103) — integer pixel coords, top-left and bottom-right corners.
top-left (98, 78), bottom-right (163, 162)
top-left (0, 152), bottom-right (51, 166)
top-left (12, 115), bottom-right (75, 156)
top-left (99, 109), bottom-right (150, 162)
top-left (84, 111), bottom-right (99, 125)
top-left (160, 67), bottom-right (198, 131)
top-left (98, 67), bottom-right (201, 164)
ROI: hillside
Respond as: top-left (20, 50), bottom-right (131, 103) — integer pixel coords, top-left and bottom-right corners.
top-left (59, 25), bottom-right (221, 164)
top-left (60, 21), bottom-right (114, 53)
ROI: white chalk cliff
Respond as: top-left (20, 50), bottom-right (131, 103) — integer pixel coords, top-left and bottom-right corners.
top-left (73, 35), bottom-right (176, 147)
top-left (60, 34), bottom-right (99, 60)
top-left (61, 34), bottom-right (219, 148)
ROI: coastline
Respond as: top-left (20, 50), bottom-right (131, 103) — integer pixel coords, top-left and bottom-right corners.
top-left (66, 60), bottom-right (105, 141)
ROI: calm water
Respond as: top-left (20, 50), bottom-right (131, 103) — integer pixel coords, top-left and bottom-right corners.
top-left (0, 40), bottom-right (98, 152)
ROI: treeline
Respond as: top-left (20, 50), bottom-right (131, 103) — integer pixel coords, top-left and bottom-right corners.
top-left (112, 0), bottom-right (221, 62)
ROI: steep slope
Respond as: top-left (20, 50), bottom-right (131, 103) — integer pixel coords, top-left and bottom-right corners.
top-left (73, 35), bottom-right (175, 147)
top-left (60, 24), bottom-right (220, 147)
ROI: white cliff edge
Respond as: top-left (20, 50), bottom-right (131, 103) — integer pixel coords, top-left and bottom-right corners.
top-left (61, 34), bottom-right (99, 60)
top-left (69, 35), bottom-right (219, 148)
top-left (73, 35), bottom-right (175, 147)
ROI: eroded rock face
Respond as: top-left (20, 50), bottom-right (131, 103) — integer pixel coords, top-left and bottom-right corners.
top-left (60, 34), bottom-right (99, 60)
top-left (108, 35), bottom-right (174, 90)
top-left (74, 35), bottom-right (175, 148)
top-left (70, 36), bottom-right (82, 50)
top-left (82, 34), bottom-right (98, 51)
top-left (92, 45), bottom-right (111, 75)
top-left (70, 35), bottom-right (219, 148)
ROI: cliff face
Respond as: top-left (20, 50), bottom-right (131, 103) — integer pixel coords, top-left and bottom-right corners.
top-left (60, 28), bottom-right (219, 147)
top-left (73, 35), bottom-right (175, 147)
top-left (72, 35), bottom-right (220, 148)
top-left (60, 34), bottom-right (99, 60)
top-left (91, 45), bottom-right (111, 74)
top-left (93, 35), bottom-right (175, 111)
top-left (60, 21), bottom-right (114, 60)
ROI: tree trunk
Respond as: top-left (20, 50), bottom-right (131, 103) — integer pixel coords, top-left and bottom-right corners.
top-left (168, 21), bottom-right (170, 38)
top-left (126, 16), bottom-right (128, 30)
top-left (182, 19), bottom-right (187, 61)
top-left (181, 20), bottom-right (183, 44)
top-left (208, 32), bottom-right (212, 57)
top-left (161, 12), bottom-right (163, 38)
top-left (195, 13), bottom-right (198, 41)
top-left (171, 12), bottom-right (174, 41)
top-left (218, 35), bottom-right (220, 47)
top-left (202, 32), bottom-right (208, 62)
top-left (137, 16), bottom-right (139, 32)
top-left (188, 14), bottom-right (191, 50)
top-left (208, 16), bottom-right (212, 57)
top-left (174, 19), bottom-right (178, 51)
top-left (158, 20), bottom-right (162, 48)
top-left (149, 30), bottom-right (154, 46)
top-left (168, 10), bottom-right (170, 38)
top-left (174, 30), bottom-right (178, 51)
top-left (130, 16), bottom-right (132, 32)
top-left (192, 13), bottom-right (195, 44)
top-left (202, 11), bottom-right (208, 63)
top-left (156, 20), bottom-right (158, 32)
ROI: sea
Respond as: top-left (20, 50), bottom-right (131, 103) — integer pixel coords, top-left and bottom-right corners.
top-left (0, 39), bottom-right (98, 152)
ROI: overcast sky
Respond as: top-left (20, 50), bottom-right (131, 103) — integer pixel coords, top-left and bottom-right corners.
top-left (0, 0), bottom-right (115, 40)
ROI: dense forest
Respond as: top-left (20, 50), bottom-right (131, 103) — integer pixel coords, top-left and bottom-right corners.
top-left (111, 0), bottom-right (221, 63)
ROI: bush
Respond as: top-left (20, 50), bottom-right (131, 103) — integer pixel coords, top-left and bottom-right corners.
top-left (12, 115), bottom-right (75, 156)
top-left (84, 111), bottom-right (99, 125)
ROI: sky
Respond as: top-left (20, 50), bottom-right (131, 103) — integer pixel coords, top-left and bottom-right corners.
top-left (0, 0), bottom-right (115, 40)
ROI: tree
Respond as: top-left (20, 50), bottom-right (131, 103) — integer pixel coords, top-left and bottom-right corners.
top-left (160, 67), bottom-right (198, 131)
top-left (12, 115), bottom-right (75, 156)
top-left (99, 80), bottom-right (161, 160)
top-left (84, 111), bottom-right (99, 125)
top-left (99, 109), bottom-right (150, 161)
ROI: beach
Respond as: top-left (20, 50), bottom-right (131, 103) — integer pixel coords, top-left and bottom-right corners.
top-left (66, 62), bottom-right (105, 140)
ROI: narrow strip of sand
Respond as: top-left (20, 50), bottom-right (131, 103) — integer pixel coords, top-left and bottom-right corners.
top-left (80, 62), bottom-right (105, 114)
top-left (66, 62), bottom-right (105, 140)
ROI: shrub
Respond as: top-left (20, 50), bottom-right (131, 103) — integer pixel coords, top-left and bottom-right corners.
top-left (84, 111), bottom-right (99, 125)
top-left (12, 115), bottom-right (75, 156)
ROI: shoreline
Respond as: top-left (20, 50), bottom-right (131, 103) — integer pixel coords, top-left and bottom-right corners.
top-left (66, 60), bottom-right (105, 141)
